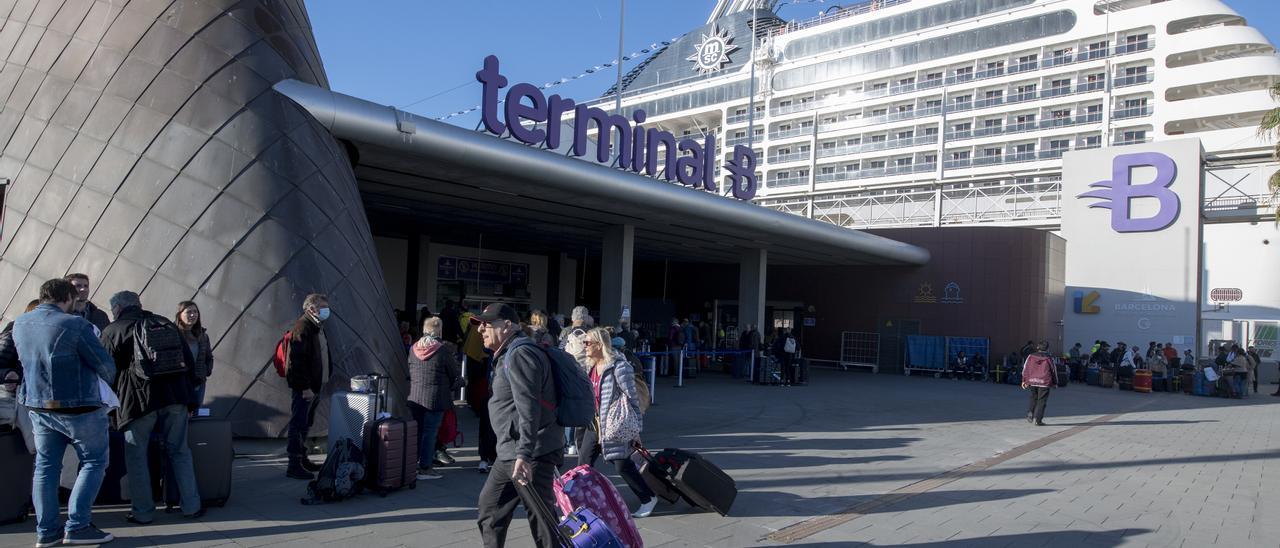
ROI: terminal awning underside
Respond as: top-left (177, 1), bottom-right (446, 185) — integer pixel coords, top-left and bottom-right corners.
top-left (274, 80), bottom-right (930, 267)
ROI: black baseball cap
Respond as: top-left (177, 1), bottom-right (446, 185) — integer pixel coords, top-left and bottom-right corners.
top-left (471, 303), bottom-right (519, 325)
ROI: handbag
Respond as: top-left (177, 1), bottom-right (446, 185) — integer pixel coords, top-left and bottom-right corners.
top-left (601, 375), bottom-right (642, 446)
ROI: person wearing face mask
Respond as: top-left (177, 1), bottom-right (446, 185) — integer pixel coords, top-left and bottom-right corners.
top-left (284, 294), bottom-right (332, 480)
top-left (175, 301), bottom-right (213, 408)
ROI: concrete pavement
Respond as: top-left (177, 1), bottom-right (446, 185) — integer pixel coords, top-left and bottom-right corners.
top-left (3, 368), bottom-right (1277, 547)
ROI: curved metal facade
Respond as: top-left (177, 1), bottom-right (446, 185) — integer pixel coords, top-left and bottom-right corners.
top-left (0, 0), bottom-right (403, 436)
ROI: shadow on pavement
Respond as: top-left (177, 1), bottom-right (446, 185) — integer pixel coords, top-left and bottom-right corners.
top-left (656, 488), bottom-right (1054, 519)
top-left (784, 527), bottom-right (1151, 547)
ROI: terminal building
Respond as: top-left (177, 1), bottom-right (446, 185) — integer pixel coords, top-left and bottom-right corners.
top-left (0, 0), bottom-right (1275, 436)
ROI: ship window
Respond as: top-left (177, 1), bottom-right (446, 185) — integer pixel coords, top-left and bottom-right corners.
top-left (775, 10), bottom-right (1079, 90)
top-left (783, 0), bottom-right (1038, 59)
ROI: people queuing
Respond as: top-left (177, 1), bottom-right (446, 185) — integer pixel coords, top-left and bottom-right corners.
top-left (175, 301), bottom-right (214, 408)
top-left (406, 317), bottom-right (464, 481)
top-left (284, 294), bottom-right (331, 479)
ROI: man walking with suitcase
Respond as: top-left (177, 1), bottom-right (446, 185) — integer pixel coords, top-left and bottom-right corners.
top-left (14, 279), bottom-right (118, 547)
top-left (474, 303), bottom-right (565, 548)
top-left (1021, 341), bottom-right (1055, 426)
top-left (100, 291), bottom-right (204, 523)
top-left (285, 294), bottom-right (331, 479)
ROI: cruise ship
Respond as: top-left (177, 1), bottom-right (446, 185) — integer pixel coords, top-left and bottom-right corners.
top-left (599, 0), bottom-right (1280, 229)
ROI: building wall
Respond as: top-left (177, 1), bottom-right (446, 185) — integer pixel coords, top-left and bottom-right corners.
top-left (0, 1), bottom-right (402, 436)
top-left (768, 226), bottom-right (1064, 368)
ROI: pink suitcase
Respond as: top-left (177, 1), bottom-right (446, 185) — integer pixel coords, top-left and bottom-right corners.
top-left (554, 465), bottom-right (644, 548)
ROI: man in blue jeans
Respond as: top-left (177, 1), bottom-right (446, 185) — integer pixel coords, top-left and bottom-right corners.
top-left (99, 291), bottom-right (202, 524)
top-left (14, 278), bottom-right (117, 547)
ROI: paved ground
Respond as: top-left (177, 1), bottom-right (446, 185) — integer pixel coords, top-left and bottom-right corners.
top-left (3, 368), bottom-right (1278, 547)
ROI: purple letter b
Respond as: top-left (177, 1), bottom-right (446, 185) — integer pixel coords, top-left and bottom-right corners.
top-left (1077, 152), bottom-right (1180, 233)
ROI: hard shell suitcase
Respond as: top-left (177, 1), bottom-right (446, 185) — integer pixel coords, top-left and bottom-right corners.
top-left (1098, 369), bottom-right (1115, 388)
top-left (1117, 367), bottom-right (1135, 391)
top-left (655, 449), bottom-right (736, 516)
top-left (329, 391), bottom-right (379, 454)
top-left (518, 481), bottom-right (621, 548)
top-left (1086, 367), bottom-right (1100, 386)
top-left (1180, 372), bottom-right (1194, 394)
top-left (554, 465), bottom-right (643, 548)
top-left (0, 431), bottom-right (32, 524)
top-left (165, 418), bottom-right (232, 510)
top-left (1055, 361), bottom-right (1069, 388)
top-left (1133, 370), bottom-right (1152, 393)
top-left (62, 429), bottom-right (161, 504)
top-left (363, 417), bottom-right (417, 495)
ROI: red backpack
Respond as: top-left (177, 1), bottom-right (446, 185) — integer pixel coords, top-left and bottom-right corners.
top-left (272, 331), bottom-right (292, 378)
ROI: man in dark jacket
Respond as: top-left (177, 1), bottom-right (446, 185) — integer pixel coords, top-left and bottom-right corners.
top-left (64, 273), bottom-right (110, 332)
top-left (474, 303), bottom-right (563, 548)
top-left (285, 293), bottom-right (331, 479)
top-left (99, 291), bottom-right (203, 523)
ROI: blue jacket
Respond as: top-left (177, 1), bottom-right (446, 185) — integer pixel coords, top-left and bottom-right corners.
top-left (14, 303), bottom-right (116, 410)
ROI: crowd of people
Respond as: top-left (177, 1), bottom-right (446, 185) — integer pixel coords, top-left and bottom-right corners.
top-left (1, 276), bottom-right (214, 547)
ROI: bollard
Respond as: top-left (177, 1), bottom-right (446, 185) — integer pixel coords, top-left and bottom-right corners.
top-left (646, 355), bottom-right (658, 405)
top-left (459, 355), bottom-right (469, 402)
top-left (676, 349), bottom-right (685, 388)
top-left (749, 350), bottom-right (756, 384)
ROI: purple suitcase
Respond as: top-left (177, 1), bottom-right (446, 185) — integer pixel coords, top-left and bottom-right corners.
top-left (519, 481), bottom-right (626, 548)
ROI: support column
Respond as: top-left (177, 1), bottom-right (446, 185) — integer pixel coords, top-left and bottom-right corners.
top-left (405, 233), bottom-right (420, 314)
top-left (739, 248), bottom-right (767, 335)
top-left (558, 252), bottom-right (576, 315)
top-left (599, 225), bottom-right (634, 327)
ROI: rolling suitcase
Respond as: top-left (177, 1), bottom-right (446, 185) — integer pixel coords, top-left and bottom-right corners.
top-left (363, 417), bottom-right (417, 495)
top-left (1180, 372), bottom-right (1193, 394)
top-left (1117, 367), bottom-right (1135, 391)
top-left (1133, 370), bottom-right (1152, 393)
top-left (1055, 361), bottom-right (1069, 388)
top-left (61, 428), bottom-right (161, 504)
top-left (329, 391), bottom-right (380, 454)
top-left (518, 481), bottom-right (622, 548)
top-left (655, 449), bottom-right (736, 516)
top-left (165, 417), bottom-right (232, 510)
top-left (1086, 367), bottom-right (1100, 386)
top-left (554, 465), bottom-right (643, 548)
top-left (1098, 369), bottom-right (1115, 388)
top-left (0, 430), bottom-right (32, 524)
top-left (633, 447), bottom-right (680, 504)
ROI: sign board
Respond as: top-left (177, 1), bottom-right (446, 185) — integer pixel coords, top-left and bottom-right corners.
top-left (1062, 139), bottom-right (1204, 355)
top-left (803, 317), bottom-right (816, 327)
top-left (1209, 288), bottom-right (1243, 302)
top-left (476, 55), bottom-right (759, 200)
top-left (438, 256), bottom-right (529, 285)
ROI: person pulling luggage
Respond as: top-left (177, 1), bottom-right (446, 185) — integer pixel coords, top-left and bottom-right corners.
top-left (1021, 341), bottom-right (1055, 426)
top-left (574, 328), bottom-right (658, 519)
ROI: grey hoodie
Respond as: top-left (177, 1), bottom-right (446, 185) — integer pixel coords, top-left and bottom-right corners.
top-left (489, 335), bottom-right (564, 461)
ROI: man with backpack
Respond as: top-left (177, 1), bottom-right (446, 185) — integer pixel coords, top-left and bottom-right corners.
top-left (473, 303), bottom-right (567, 548)
top-left (284, 294), bottom-right (332, 480)
top-left (1021, 341), bottom-right (1055, 426)
top-left (100, 291), bottom-right (204, 523)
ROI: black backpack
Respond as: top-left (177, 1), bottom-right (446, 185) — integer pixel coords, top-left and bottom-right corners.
top-left (131, 314), bottom-right (188, 379)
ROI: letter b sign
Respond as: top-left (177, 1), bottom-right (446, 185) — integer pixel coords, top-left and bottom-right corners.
top-left (1077, 152), bottom-right (1181, 233)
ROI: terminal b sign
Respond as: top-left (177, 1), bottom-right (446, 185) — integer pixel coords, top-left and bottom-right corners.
top-left (475, 55), bottom-right (759, 200)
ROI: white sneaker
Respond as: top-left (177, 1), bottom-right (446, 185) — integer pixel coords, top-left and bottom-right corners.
top-left (478, 461), bottom-right (490, 474)
top-left (632, 499), bottom-right (658, 518)
top-left (566, 446), bottom-right (578, 456)
top-left (416, 469), bottom-right (443, 480)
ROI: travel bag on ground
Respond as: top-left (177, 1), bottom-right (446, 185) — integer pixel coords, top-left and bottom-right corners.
top-left (363, 417), bottom-right (417, 495)
top-left (1180, 372), bottom-right (1194, 394)
top-left (1086, 367), bottom-right (1100, 386)
top-left (554, 464), bottom-right (643, 548)
top-left (654, 448), bottom-right (737, 516)
top-left (61, 428), bottom-right (162, 504)
top-left (633, 446), bottom-right (680, 504)
top-left (302, 438), bottom-right (365, 505)
top-left (165, 417), bottom-right (232, 509)
top-left (1055, 360), bottom-right (1069, 388)
top-left (1117, 366), bottom-right (1135, 391)
top-left (1098, 369), bottom-right (1115, 388)
top-left (1133, 370), bottom-right (1152, 393)
top-left (0, 430), bottom-right (32, 524)
top-left (329, 391), bottom-right (380, 454)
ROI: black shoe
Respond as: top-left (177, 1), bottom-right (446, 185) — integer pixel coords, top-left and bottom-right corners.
top-left (184, 508), bottom-right (206, 520)
top-left (1035, 421), bottom-right (1045, 426)
top-left (301, 459), bottom-right (322, 472)
top-left (124, 513), bottom-right (152, 525)
top-left (286, 466), bottom-right (315, 480)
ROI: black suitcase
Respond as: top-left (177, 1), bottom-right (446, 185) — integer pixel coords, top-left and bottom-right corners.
top-left (62, 429), bottom-right (162, 504)
top-left (165, 418), bottom-right (233, 510)
top-left (1055, 361), bottom-right (1069, 388)
top-left (634, 447), bottom-right (680, 504)
top-left (0, 430), bottom-right (32, 524)
top-left (655, 449), bottom-right (736, 516)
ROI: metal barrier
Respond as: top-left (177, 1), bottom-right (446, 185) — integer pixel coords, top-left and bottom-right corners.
top-left (635, 349), bottom-right (756, 389)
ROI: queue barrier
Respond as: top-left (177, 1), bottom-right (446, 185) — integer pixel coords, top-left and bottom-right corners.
top-left (635, 349), bottom-right (756, 388)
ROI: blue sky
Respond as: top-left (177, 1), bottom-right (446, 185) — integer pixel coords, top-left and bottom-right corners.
top-left (305, 0), bottom-right (1280, 126)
